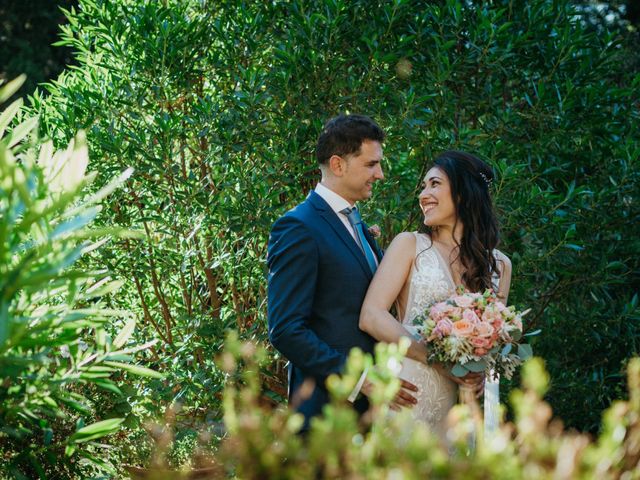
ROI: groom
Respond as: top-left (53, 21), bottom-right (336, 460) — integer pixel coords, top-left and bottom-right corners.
top-left (267, 114), bottom-right (416, 430)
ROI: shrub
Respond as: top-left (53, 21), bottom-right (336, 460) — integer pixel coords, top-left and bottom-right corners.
top-left (30, 0), bottom-right (639, 437)
top-left (150, 336), bottom-right (640, 479)
top-left (0, 76), bottom-right (158, 478)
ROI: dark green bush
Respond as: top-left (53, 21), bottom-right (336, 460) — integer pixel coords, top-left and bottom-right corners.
top-left (0, 0), bottom-right (78, 101)
top-left (29, 0), bottom-right (639, 444)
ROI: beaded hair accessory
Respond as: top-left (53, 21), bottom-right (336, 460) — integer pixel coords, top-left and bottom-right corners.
top-left (479, 172), bottom-right (492, 187)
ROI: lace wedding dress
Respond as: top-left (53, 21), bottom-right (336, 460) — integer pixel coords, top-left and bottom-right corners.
top-left (396, 232), bottom-right (458, 439)
top-left (396, 232), bottom-right (501, 440)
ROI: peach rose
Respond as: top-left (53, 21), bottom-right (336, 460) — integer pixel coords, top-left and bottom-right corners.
top-left (452, 320), bottom-right (474, 337)
top-left (482, 306), bottom-right (500, 322)
top-left (474, 348), bottom-right (488, 356)
top-left (475, 321), bottom-right (494, 337)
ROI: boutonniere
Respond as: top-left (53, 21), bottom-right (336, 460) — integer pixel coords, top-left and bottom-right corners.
top-left (368, 225), bottom-right (381, 238)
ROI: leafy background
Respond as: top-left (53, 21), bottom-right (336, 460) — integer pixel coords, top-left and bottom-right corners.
top-left (1, 0), bottom-right (638, 477)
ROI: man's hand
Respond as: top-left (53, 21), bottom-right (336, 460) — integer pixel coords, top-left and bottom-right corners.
top-left (361, 378), bottom-right (419, 411)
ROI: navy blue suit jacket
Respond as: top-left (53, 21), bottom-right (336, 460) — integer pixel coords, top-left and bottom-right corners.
top-left (267, 191), bottom-right (383, 429)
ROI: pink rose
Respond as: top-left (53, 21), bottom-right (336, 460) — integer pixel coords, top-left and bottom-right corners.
top-left (474, 348), bottom-right (488, 356)
top-left (368, 225), bottom-right (381, 238)
top-left (429, 302), bottom-right (448, 322)
top-left (436, 318), bottom-right (453, 335)
top-left (463, 309), bottom-right (481, 324)
top-left (495, 301), bottom-right (508, 313)
top-left (452, 320), bottom-right (474, 337)
top-left (453, 295), bottom-right (475, 309)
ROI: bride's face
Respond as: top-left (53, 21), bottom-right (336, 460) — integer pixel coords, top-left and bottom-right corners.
top-left (419, 167), bottom-right (457, 228)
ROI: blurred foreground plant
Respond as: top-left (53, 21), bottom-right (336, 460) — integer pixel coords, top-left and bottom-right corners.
top-left (209, 335), bottom-right (640, 479)
top-left (0, 76), bottom-right (158, 478)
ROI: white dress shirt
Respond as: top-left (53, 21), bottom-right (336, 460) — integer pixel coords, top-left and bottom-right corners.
top-left (314, 183), bottom-right (358, 241)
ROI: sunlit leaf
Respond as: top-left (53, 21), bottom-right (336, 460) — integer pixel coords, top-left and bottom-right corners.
top-left (103, 361), bottom-right (163, 378)
top-left (68, 418), bottom-right (124, 444)
top-left (113, 317), bottom-right (136, 349)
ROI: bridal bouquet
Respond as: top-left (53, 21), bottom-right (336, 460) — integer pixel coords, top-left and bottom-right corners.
top-left (414, 288), bottom-right (534, 380)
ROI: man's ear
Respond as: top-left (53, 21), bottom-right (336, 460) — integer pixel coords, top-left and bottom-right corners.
top-left (328, 154), bottom-right (345, 177)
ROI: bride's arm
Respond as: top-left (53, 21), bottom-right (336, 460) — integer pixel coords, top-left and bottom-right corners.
top-left (495, 250), bottom-right (512, 304)
top-left (359, 232), bottom-right (429, 364)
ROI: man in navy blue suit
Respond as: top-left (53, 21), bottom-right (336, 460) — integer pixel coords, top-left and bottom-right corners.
top-left (267, 114), bottom-right (417, 431)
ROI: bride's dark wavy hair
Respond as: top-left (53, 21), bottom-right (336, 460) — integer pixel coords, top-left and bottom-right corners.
top-left (422, 150), bottom-right (500, 292)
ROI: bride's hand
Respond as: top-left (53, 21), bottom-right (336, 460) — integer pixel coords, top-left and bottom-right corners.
top-left (463, 372), bottom-right (485, 399)
top-left (432, 364), bottom-right (485, 398)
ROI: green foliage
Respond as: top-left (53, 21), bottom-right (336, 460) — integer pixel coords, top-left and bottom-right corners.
top-left (212, 339), bottom-right (640, 479)
top-left (29, 0), bottom-right (639, 443)
top-left (0, 76), bottom-right (157, 478)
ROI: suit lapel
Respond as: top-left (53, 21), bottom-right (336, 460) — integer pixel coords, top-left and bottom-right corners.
top-left (307, 192), bottom-right (373, 279)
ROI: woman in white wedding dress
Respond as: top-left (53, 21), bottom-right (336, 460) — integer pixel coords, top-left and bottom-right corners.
top-left (359, 150), bottom-right (512, 440)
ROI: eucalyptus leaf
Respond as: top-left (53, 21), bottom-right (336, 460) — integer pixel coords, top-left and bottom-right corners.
top-left (463, 359), bottom-right (487, 373)
top-left (511, 329), bottom-right (523, 342)
top-left (451, 363), bottom-right (469, 377)
top-left (518, 344), bottom-right (534, 360)
top-left (524, 329), bottom-right (542, 337)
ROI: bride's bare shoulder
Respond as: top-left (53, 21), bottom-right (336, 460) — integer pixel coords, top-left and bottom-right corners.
top-left (383, 232), bottom-right (417, 261)
top-left (389, 232), bottom-right (416, 249)
top-left (390, 231), bottom-right (417, 245)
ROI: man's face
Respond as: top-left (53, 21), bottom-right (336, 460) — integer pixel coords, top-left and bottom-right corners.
top-left (339, 140), bottom-right (384, 204)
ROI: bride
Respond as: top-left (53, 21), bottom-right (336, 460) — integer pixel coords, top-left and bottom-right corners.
top-left (359, 150), bottom-right (512, 439)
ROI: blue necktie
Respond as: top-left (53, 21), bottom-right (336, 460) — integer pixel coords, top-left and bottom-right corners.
top-left (341, 207), bottom-right (378, 275)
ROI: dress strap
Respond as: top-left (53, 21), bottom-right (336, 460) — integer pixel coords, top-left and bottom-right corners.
top-left (414, 231), bottom-right (432, 253)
